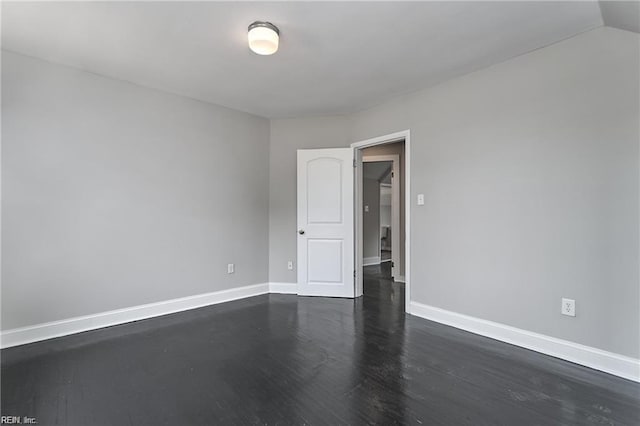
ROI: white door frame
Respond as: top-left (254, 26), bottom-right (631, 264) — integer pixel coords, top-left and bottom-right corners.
top-left (362, 154), bottom-right (400, 279)
top-left (351, 130), bottom-right (411, 312)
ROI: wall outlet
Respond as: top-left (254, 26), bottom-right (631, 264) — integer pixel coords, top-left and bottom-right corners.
top-left (227, 263), bottom-right (235, 274)
top-left (287, 261), bottom-right (294, 270)
top-left (417, 194), bottom-right (425, 205)
top-left (364, 205), bottom-right (369, 212)
top-left (561, 298), bottom-right (575, 317)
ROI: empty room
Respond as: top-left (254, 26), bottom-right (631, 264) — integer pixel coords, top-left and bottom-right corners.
top-left (1, 1), bottom-right (639, 425)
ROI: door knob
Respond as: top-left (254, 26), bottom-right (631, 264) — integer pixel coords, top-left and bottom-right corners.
top-left (298, 229), bottom-right (305, 235)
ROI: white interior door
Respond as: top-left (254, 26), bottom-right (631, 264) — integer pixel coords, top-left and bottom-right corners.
top-left (297, 148), bottom-right (354, 297)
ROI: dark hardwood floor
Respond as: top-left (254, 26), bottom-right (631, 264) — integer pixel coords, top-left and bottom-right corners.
top-left (2, 264), bottom-right (639, 425)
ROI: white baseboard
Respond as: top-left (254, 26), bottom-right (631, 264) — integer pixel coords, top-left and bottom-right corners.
top-left (269, 282), bottom-right (298, 294)
top-left (1, 283), bottom-right (269, 349)
top-left (6, 287), bottom-right (638, 383)
top-left (409, 301), bottom-right (640, 382)
top-left (363, 256), bottom-right (381, 266)
top-left (395, 275), bottom-right (406, 283)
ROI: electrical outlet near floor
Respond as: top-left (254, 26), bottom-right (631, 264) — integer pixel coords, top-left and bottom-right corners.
top-left (227, 263), bottom-right (235, 274)
top-left (287, 261), bottom-right (294, 270)
top-left (561, 298), bottom-right (575, 317)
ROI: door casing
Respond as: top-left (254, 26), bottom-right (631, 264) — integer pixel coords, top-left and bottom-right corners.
top-left (351, 130), bottom-right (411, 312)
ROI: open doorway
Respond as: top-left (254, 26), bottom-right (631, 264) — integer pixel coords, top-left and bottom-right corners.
top-left (362, 158), bottom-right (399, 276)
top-left (352, 131), bottom-right (410, 311)
top-left (295, 130), bottom-right (410, 306)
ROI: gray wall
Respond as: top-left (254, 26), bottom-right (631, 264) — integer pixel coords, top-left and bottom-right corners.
top-left (268, 116), bottom-right (351, 283)
top-left (268, 27), bottom-right (640, 358)
top-left (362, 176), bottom-right (380, 260)
top-left (2, 51), bottom-right (270, 330)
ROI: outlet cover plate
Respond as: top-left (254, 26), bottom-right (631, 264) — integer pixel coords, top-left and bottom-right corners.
top-left (561, 298), bottom-right (575, 317)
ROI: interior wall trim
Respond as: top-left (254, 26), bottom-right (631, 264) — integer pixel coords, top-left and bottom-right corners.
top-left (409, 301), bottom-right (640, 382)
top-left (1, 283), bottom-right (269, 349)
top-left (6, 288), bottom-right (637, 384)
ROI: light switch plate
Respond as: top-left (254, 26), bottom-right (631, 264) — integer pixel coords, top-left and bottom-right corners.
top-left (417, 194), bottom-right (425, 205)
top-left (227, 263), bottom-right (235, 274)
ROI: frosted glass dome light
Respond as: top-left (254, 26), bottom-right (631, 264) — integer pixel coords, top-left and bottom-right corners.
top-left (248, 21), bottom-right (279, 55)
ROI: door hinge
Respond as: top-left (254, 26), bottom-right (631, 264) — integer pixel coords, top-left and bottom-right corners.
top-left (392, 261), bottom-right (395, 267)
top-left (391, 171), bottom-right (394, 178)
top-left (354, 270), bottom-right (356, 278)
top-left (353, 159), bottom-right (357, 168)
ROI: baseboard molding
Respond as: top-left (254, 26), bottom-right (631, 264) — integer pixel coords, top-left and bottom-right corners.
top-left (269, 282), bottom-right (298, 294)
top-left (8, 287), bottom-right (637, 383)
top-left (1, 283), bottom-right (269, 349)
top-left (409, 301), bottom-right (640, 382)
top-left (363, 256), bottom-right (381, 266)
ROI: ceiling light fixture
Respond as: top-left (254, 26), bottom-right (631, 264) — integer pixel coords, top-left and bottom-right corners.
top-left (248, 21), bottom-right (279, 55)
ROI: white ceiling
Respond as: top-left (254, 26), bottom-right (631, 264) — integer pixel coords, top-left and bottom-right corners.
top-left (2, 1), bottom-right (606, 118)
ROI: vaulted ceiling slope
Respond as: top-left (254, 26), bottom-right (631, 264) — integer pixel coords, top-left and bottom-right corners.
top-left (1, 1), bottom-right (611, 118)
